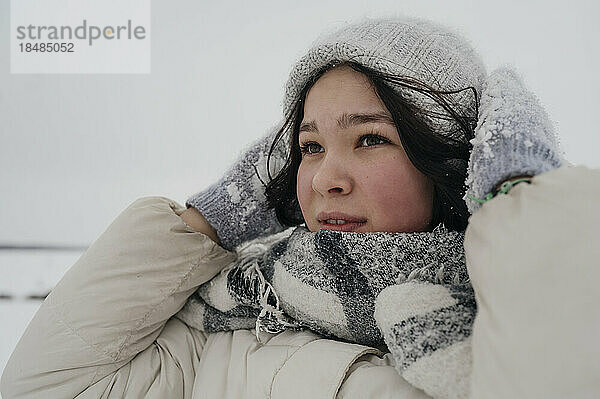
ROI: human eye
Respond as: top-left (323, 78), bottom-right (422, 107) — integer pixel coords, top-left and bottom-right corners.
top-left (299, 132), bottom-right (390, 157)
top-left (299, 141), bottom-right (323, 156)
top-left (358, 132), bottom-right (390, 148)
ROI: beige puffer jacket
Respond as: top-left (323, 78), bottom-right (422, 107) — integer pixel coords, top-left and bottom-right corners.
top-left (2, 165), bottom-right (599, 399)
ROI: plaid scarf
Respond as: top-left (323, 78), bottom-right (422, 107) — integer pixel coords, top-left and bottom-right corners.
top-left (177, 223), bottom-right (475, 398)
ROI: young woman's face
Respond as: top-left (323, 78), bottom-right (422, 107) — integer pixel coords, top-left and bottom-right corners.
top-left (296, 66), bottom-right (434, 233)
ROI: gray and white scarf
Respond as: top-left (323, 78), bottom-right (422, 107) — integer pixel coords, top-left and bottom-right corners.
top-left (177, 223), bottom-right (475, 399)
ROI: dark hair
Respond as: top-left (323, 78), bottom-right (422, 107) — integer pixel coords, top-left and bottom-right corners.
top-left (264, 60), bottom-right (479, 232)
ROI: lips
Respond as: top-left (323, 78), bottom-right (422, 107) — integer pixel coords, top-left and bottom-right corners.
top-left (319, 220), bottom-right (367, 232)
top-left (317, 211), bottom-right (367, 232)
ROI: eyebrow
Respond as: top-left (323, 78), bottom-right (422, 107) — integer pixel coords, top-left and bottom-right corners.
top-left (299, 112), bottom-right (395, 135)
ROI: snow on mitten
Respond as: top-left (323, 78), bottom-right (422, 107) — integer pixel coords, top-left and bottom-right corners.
top-left (464, 66), bottom-right (567, 214)
top-left (374, 281), bottom-right (476, 399)
top-left (186, 122), bottom-right (291, 252)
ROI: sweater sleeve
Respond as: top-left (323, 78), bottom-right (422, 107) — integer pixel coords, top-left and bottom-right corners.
top-left (0, 196), bottom-right (237, 398)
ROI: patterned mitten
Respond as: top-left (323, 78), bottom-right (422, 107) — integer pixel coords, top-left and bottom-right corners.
top-left (374, 281), bottom-right (476, 399)
top-left (186, 122), bottom-right (291, 252)
top-left (464, 66), bottom-right (567, 214)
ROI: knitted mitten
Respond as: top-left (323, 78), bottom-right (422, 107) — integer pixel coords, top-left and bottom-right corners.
top-left (464, 66), bottom-right (567, 214)
top-left (186, 123), bottom-right (290, 252)
top-left (374, 281), bottom-right (476, 399)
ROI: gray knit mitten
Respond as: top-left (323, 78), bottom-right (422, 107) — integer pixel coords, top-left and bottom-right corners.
top-left (464, 66), bottom-right (567, 214)
top-left (186, 123), bottom-right (290, 252)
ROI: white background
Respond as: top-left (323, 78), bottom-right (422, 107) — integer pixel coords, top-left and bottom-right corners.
top-left (1, 0), bottom-right (599, 390)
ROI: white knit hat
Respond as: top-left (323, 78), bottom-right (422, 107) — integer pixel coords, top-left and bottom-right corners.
top-left (282, 16), bottom-right (488, 142)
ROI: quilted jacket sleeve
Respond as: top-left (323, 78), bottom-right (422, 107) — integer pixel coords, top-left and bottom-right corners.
top-left (0, 196), bottom-right (237, 398)
top-left (465, 165), bottom-right (600, 398)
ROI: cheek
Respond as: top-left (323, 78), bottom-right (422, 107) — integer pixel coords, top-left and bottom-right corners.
top-left (361, 165), bottom-right (407, 206)
top-left (296, 164), bottom-right (313, 211)
top-left (361, 158), bottom-right (432, 228)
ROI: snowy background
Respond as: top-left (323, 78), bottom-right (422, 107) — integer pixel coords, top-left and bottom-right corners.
top-left (1, 0), bottom-right (599, 390)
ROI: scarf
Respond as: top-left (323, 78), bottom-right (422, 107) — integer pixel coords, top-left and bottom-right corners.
top-left (177, 223), bottom-right (475, 399)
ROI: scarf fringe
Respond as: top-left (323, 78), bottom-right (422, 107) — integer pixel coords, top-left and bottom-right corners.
top-left (405, 223), bottom-right (468, 286)
top-left (226, 236), bottom-right (302, 342)
top-left (396, 263), bottom-right (466, 285)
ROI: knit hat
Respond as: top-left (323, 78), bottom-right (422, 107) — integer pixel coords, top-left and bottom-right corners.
top-left (281, 16), bottom-right (488, 142)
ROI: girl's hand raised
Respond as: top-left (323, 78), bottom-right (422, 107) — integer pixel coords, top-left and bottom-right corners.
top-left (464, 66), bottom-right (567, 214)
top-left (185, 122), bottom-right (289, 252)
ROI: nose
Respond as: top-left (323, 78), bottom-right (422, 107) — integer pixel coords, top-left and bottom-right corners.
top-left (311, 154), bottom-right (353, 196)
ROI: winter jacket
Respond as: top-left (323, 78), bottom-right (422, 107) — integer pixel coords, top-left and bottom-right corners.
top-left (2, 165), bottom-right (599, 399)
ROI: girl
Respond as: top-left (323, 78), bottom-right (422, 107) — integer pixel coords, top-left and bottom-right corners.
top-left (3, 16), bottom-right (599, 399)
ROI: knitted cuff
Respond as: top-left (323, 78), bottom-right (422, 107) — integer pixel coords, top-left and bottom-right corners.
top-left (186, 123), bottom-right (290, 252)
top-left (464, 66), bottom-right (567, 214)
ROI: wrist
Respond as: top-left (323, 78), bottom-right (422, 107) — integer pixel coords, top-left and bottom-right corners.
top-left (493, 175), bottom-right (533, 193)
top-left (180, 207), bottom-right (221, 245)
